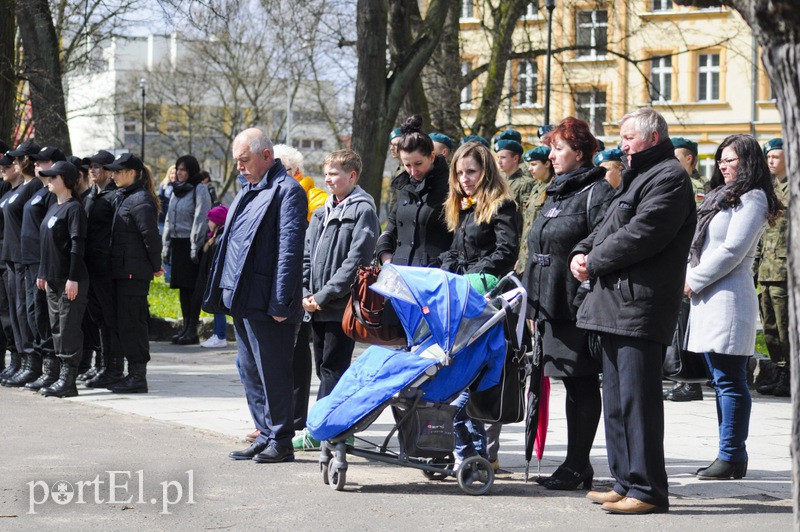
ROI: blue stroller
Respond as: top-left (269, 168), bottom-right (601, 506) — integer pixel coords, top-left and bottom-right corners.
top-left (306, 265), bottom-right (528, 495)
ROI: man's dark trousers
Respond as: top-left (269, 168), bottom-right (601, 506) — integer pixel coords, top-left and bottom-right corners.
top-left (234, 317), bottom-right (297, 448)
top-left (601, 333), bottom-right (669, 508)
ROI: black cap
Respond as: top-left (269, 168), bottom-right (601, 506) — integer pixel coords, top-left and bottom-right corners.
top-left (0, 154), bottom-right (13, 166)
top-left (6, 141), bottom-right (42, 158)
top-left (88, 150), bottom-right (115, 166)
top-left (39, 160), bottom-right (78, 181)
top-left (67, 155), bottom-right (89, 173)
top-left (104, 152), bottom-right (144, 172)
top-left (31, 146), bottom-right (67, 162)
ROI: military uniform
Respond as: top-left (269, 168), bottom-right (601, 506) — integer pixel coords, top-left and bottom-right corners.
top-left (507, 166), bottom-right (536, 212)
top-left (515, 176), bottom-right (552, 275)
top-left (756, 177), bottom-right (789, 368)
top-left (689, 169), bottom-right (710, 204)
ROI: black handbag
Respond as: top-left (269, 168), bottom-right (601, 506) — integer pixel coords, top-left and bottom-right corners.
top-left (663, 298), bottom-right (709, 383)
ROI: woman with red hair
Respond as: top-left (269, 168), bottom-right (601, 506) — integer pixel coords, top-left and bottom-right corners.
top-left (524, 117), bottom-right (614, 490)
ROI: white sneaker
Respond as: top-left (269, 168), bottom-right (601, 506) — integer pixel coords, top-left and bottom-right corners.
top-left (200, 336), bottom-right (227, 348)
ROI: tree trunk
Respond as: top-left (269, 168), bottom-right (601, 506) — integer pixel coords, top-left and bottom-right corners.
top-left (0, 0), bottom-right (15, 142)
top-left (468, 0), bottom-right (529, 140)
top-left (389, 0), bottom-right (430, 127)
top-left (15, 0), bottom-right (71, 151)
top-left (422, 0), bottom-right (463, 142)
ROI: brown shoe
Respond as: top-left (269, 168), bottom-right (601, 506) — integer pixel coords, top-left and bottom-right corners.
top-left (601, 497), bottom-right (668, 514)
top-left (587, 489), bottom-right (624, 504)
top-left (245, 429), bottom-right (261, 443)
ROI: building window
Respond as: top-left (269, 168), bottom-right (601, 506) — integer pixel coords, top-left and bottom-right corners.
top-left (523, 1), bottom-right (538, 18)
top-left (460, 0), bottom-right (474, 20)
top-left (651, 0), bottom-right (673, 10)
top-left (697, 53), bottom-right (720, 101)
top-left (650, 56), bottom-right (672, 102)
top-left (461, 61), bottom-right (473, 109)
top-left (314, 140), bottom-right (324, 150)
top-left (576, 10), bottom-right (608, 59)
top-left (518, 60), bottom-right (538, 106)
top-left (123, 105), bottom-right (137, 134)
top-left (576, 89), bottom-right (607, 135)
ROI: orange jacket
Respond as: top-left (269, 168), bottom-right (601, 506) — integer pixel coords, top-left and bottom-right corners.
top-left (297, 175), bottom-right (328, 221)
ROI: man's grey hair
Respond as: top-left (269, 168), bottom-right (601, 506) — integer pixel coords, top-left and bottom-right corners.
top-left (249, 132), bottom-right (273, 155)
top-left (619, 107), bottom-right (669, 140)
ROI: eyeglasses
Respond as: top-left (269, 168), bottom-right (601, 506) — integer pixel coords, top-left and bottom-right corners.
top-left (718, 157), bottom-right (739, 167)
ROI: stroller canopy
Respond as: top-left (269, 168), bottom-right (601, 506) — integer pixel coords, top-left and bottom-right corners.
top-left (371, 265), bottom-right (496, 355)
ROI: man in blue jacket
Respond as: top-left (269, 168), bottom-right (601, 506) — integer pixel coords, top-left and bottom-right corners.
top-left (204, 128), bottom-right (307, 463)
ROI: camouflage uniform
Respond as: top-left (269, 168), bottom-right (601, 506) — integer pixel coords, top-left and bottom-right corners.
top-left (689, 169), bottom-right (710, 204)
top-left (506, 166), bottom-right (536, 212)
top-left (515, 176), bottom-right (552, 275)
top-left (755, 177), bottom-right (789, 367)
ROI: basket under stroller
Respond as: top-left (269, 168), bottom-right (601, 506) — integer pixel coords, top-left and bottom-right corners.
top-left (306, 265), bottom-right (527, 495)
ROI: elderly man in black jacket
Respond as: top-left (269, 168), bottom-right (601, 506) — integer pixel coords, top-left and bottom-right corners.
top-left (570, 108), bottom-right (696, 515)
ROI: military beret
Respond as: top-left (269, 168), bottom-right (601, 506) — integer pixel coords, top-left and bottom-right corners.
top-left (461, 135), bottom-right (491, 148)
top-left (672, 137), bottom-right (698, 156)
top-left (523, 146), bottom-right (551, 163)
top-left (593, 148), bottom-right (625, 167)
top-left (494, 139), bottom-right (523, 155)
top-left (537, 125), bottom-right (554, 138)
top-left (763, 138), bottom-right (783, 155)
top-left (494, 129), bottom-right (522, 144)
top-left (389, 128), bottom-right (402, 141)
top-left (429, 132), bottom-right (454, 151)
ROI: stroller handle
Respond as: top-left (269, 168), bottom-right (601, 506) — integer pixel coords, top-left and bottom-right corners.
top-left (486, 271), bottom-right (524, 299)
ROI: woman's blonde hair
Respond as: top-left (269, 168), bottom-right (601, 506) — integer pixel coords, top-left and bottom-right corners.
top-left (444, 141), bottom-right (511, 232)
top-left (160, 165), bottom-right (175, 188)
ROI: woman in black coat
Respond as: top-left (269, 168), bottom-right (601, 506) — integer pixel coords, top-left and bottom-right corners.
top-left (439, 141), bottom-right (520, 466)
top-left (105, 153), bottom-right (163, 394)
top-left (376, 115), bottom-right (452, 267)
top-left (524, 117), bottom-right (614, 490)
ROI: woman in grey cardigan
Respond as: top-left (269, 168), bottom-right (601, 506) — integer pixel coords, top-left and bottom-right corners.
top-left (684, 134), bottom-right (782, 481)
top-left (162, 155), bottom-right (212, 345)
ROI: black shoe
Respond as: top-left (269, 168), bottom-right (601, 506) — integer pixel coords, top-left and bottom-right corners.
top-left (539, 464), bottom-right (593, 490)
top-left (756, 369), bottom-right (782, 395)
top-left (26, 357), bottom-right (60, 391)
top-left (229, 441), bottom-right (268, 460)
top-left (108, 363), bottom-right (148, 394)
top-left (668, 383), bottom-right (703, 402)
top-left (40, 365), bottom-right (79, 398)
top-left (252, 442), bottom-right (295, 464)
top-left (77, 367), bottom-right (99, 382)
top-left (85, 368), bottom-right (125, 388)
top-left (663, 382), bottom-right (683, 400)
top-left (772, 367), bottom-right (790, 397)
top-left (4, 355), bottom-right (42, 387)
top-left (0, 353), bottom-right (22, 384)
top-left (697, 458), bottom-right (747, 479)
top-left (175, 334), bottom-right (200, 345)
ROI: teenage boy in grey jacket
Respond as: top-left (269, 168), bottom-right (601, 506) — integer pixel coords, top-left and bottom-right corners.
top-left (302, 150), bottom-right (379, 413)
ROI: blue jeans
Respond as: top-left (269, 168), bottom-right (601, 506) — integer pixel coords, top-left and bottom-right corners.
top-left (704, 353), bottom-right (751, 463)
top-left (213, 314), bottom-right (226, 339)
top-left (451, 390), bottom-right (487, 461)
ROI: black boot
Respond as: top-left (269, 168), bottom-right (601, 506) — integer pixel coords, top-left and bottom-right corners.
top-left (2, 354), bottom-right (29, 386)
top-left (4, 354), bottom-right (42, 387)
top-left (0, 352), bottom-right (21, 384)
top-left (772, 366), bottom-right (791, 397)
top-left (108, 362), bottom-right (148, 394)
top-left (85, 354), bottom-right (124, 388)
top-left (40, 364), bottom-right (79, 398)
top-left (76, 348), bottom-right (93, 380)
top-left (756, 368), bottom-right (782, 395)
top-left (171, 321), bottom-right (189, 343)
top-left (25, 356), bottom-right (60, 391)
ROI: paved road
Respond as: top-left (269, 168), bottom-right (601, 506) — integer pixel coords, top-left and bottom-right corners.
top-left (0, 342), bottom-right (792, 530)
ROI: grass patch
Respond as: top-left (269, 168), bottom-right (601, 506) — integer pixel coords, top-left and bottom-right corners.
top-left (755, 330), bottom-right (767, 356)
top-left (148, 276), bottom-right (213, 319)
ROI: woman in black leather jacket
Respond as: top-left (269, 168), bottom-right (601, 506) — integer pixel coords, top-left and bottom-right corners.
top-left (376, 115), bottom-right (452, 267)
top-left (524, 117), bottom-right (614, 490)
top-left (105, 153), bottom-right (163, 394)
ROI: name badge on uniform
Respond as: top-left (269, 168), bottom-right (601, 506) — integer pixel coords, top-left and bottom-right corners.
top-left (31, 195), bottom-right (42, 205)
top-left (8, 193), bottom-right (17, 204)
top-left (47, 216), bottom-right (57, 228)
top-left (543, 206), bottom-right (561, 218)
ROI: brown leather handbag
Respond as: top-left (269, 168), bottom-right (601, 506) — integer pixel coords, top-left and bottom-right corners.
top-left (342, 262), bottom-right (405, 346)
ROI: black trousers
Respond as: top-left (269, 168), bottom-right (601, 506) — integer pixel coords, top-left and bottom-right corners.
top-left (46, 279), bottom-right (89, 367)
top-left (600, 333), bottom-right (669, 508)
top-left (6, 262), bottom-right (33, 357)
top-left (113, 279), bottom-right (151, 364)
top-left (87, 276), bottom-right (120, 363)
top-left (292, 321), bottom-right (312, 431)
top-left (24, 263), bottom-right (54, 359)
top-left (0, 267), bottom-right (15, 362)
top-left (310, 319), bottom-right (355, 399)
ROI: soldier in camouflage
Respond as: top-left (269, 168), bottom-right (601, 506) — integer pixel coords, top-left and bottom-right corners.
top-left (494, 131), bottom-right (535, 212)
top-left (755, 138), bottom-right (789, 397)
top-left (515, 146), bottom-right (554, 276)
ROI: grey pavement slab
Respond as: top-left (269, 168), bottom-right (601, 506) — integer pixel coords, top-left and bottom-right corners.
top-left (0, 341), bottom-right (793, 529)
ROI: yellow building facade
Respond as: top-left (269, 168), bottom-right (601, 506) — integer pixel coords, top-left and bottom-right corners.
top-left (459, 0), bottom-right (781, 176)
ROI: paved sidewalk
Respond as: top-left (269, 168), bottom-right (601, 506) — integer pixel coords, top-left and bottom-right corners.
top-left (0, 341), bottom-right (793, 529)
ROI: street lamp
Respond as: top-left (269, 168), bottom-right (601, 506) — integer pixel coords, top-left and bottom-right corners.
top-left (544, 0), bottom-right (556, 127)
top-left (139, 78), bottom-right (147, 162)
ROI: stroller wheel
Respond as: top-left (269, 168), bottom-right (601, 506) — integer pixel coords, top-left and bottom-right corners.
top-left (328, 464), bottom-right (347, 491)
top-left (457, 456), bottom-right (494, 495)
top-left (423, 453), bottom-right (455, 481)
top-left (321, 462), bottom-right (330, 485)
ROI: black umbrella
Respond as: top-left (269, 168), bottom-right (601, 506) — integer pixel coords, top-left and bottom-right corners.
top-left (524, 320), bottom-right (550, 482)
